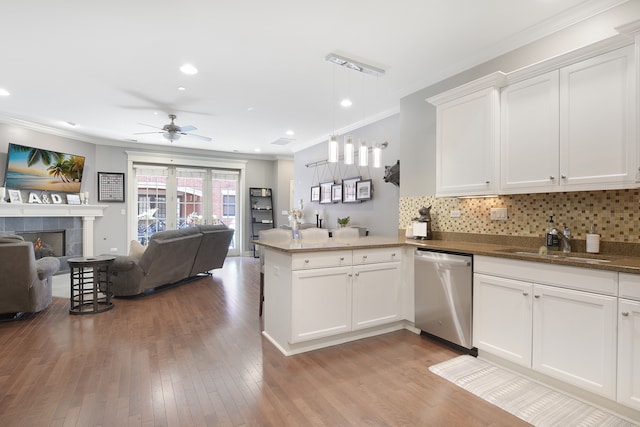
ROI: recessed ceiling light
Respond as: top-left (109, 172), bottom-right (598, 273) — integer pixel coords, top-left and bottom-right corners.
top-left (285, 130), bottom-right (295, 136)
top-left (247, 107), bottom-right (254, 112)
top-left (340, 98), bottom-right (352, 107)
top-left (254, 148), bottom-right (261, 152)
top-left (0, 88), bottom-right (10, 96)
top-left (179, 64), bottom-right (198, 75)
top-left (178, 87), bottom-right (186, 91)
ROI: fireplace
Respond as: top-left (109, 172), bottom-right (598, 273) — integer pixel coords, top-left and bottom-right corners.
top-left (17, 230), bottom-right (66, 259)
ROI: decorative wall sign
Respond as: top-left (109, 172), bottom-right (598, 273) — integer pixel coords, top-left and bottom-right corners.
top-left (98, 172), bottom-right (125, 202)
top-left (356, 179), bottom-right (372, 201)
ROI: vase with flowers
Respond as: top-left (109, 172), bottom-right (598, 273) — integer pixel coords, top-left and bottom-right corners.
top-left (288, 208), bottom-right (303, 238)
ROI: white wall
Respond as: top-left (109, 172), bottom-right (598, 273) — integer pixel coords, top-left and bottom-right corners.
top-left (293, 114), bottom-right (400, 236)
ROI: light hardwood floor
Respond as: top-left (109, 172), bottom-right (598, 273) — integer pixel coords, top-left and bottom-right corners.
top-left (0, 256), bottom-right (529, 426)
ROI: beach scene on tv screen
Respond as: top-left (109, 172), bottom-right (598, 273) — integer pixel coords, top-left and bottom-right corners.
top-left (5, 144), bottom-right (85, 193)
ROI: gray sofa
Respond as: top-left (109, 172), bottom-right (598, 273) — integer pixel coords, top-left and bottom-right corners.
top-left (0, 234), bottom-right (60, 316)
top-left (109, 224), bottom-right (234, 296)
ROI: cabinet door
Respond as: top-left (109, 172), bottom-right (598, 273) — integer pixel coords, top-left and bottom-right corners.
top-left (291, 266), bottom-right (351, 343)
top-left (500, 71), bottom-right (560, 193)
top-left (473, 273), bottom-right (533, 367)
top-left (532, 284), bottom-right (617, 399)
top-left (618, 298), bottom-right (640, 411)
top-left (352, 262), bottom-right (401, 330)
top-left (435, 87), bottom-right (500, 196)
top-left (559, 45), bottom-right (636, 189)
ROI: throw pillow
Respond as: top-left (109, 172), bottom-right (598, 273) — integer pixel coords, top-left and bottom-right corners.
top-left (129, 240), bottom-right (147, 260)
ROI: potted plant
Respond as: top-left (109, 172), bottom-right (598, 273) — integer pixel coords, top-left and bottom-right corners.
top-left (337, 216), bottom-right (350, 228)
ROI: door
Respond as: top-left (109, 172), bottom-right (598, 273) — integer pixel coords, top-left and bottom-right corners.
top-left (618, 298), bottom-right (640, 411)
top-left (532, 284), bottom-right (617, 399)
top-left (473, 273), bottom-right (533, 367)
top-left (352, 262), bottom-right (401, 330)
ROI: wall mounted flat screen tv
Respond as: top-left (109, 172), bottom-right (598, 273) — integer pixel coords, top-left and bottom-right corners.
top-left (4, 143), bottom-right (85, 193)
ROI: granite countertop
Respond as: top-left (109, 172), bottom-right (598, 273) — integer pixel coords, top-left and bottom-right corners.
top-left (254, 233), bottom-right (640, 274)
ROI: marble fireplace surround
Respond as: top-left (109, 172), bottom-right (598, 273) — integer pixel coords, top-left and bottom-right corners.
top-left (0, 203), bottom-right (107, 258)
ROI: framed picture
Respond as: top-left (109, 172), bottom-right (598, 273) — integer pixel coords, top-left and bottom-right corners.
top-left (98, 172), bottom-right (125, 202)
top-left (66, 194), bottom-right (81, 205)
top-left (331, 184), bottom-right (342, 203)
top-left (310, 185), bottom-right (320, 202)
top-left (8, 189), bottom-right (22, 204)
top-left (356, 179), bottom-right (373, 201)
top-left (342, 176), bottom-right (361, 203)
top-left (319, 181), bottom-right (333, 204)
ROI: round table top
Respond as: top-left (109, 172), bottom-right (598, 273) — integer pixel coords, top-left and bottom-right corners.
top-left (67, 255), bottom-right (116, 265)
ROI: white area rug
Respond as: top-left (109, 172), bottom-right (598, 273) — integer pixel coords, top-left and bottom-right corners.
top-left (429, 355), bottom-right (638, 427)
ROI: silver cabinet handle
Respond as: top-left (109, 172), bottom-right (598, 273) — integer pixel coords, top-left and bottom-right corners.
top-left (348, 273), bottom-right (353, 277)
top-left (363, 255), bottom-right (367, 259)
top-left (534, 295), bottom-right (540, 299)
top-left (485, 180), bottom-right (490, 184)
top-left (622, 312), bottom-right (629, 317)
top-left (355, 272), bottom-right (360, 277)
top-left (523, 292), bottom-right (529, 296)
top-left (304, 259), bottom-right (309, 264)
top-left (339, 257), bottom-right (344, 261)
top-left (391, 253), bottom-right (396, 257)
top-left (561, 175), bottom-right (567, 179)
top-left (549, 176), bottom-right (555, 180)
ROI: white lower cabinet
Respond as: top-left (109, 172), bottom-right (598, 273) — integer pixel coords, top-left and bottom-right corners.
top-left (618, 298), bottom-right (640, 411)
top-left (532, 284), bottom-right (617, 398)
top-left (473, 256), bottom-right (618, 401)
top-left (473, 273), bottom-right (533, 367)
top-left (352, 262), bottom-right (401, 330)
top-left (291, 266), bottom-right (352, 343)
top-left (289, 248), bottom-right (402, 344)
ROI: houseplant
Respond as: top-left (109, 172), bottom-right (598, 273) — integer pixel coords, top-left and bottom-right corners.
top-left (337, 216), bottom-right (350, 228)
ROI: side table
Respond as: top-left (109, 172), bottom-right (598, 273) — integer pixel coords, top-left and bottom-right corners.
top-left (67, 255), bottom-right (116, 315)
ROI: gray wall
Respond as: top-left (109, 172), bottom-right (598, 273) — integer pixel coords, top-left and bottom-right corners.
top-left (293, 114), bottom-right (400, 236)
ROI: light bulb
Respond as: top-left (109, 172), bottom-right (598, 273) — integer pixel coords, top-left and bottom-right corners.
top-left (328, 136), bottom-right (339, 163)
top-left (359, 140), bottom-right (368, 167)
top-left (344, 137), bottom-right (354, 165)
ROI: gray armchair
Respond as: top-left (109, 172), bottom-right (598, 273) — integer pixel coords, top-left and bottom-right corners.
top-left (0, 234), bottom-right (60, 317)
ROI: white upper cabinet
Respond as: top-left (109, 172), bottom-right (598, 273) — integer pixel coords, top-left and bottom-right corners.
top-left (501, 43), bottom-right (637, 194)
top-left (501, 71), bottom-right (560, 192)
top-left (428, 73), bottom-right (505, 197)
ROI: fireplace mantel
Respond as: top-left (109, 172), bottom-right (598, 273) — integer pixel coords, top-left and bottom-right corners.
top-left (0, 203), bottom-right (108, 256)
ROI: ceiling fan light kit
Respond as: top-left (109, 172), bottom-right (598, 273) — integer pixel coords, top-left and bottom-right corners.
top-left (133, 114), bottom-right (212, 142)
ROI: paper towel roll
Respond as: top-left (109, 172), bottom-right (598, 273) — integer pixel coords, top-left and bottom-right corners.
top-left (586, 233), bottom-right (600, 253)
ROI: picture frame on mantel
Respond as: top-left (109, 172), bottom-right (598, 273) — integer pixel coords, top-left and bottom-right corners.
top-left (8, 189), bottom-right (22, 204)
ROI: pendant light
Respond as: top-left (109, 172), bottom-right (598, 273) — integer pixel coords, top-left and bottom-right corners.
top-left (328, 135), bottom-right (339, 163)
top-left (373, 143), bottom-right (382, 168)
top-left (344, 136), bottom-right (354, 165)
top-left (359, 140), bottom-right (368, 167)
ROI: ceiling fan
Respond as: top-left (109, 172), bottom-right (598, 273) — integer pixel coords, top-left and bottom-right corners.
top-left (134, 114), bottom-right (212, 142)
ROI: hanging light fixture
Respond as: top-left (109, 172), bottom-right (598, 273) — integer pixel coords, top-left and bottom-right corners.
top-left (328, 135), bottom-right (339, 163)
top-left (373, 143), bottom-right (382, 168)
top-left (344, 136), bottom-right (354, 165)
top-left (359, 140), bottom-right (368, 167)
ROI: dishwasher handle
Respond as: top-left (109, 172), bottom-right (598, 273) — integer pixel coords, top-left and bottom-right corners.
top-left (414, 250), bottom-right (471, 267)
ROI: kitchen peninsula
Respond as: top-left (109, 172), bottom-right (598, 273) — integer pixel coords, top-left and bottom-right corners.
top-left (256, 236), bottom-right (409, 356)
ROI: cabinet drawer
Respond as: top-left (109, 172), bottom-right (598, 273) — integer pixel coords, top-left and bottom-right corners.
top-left (292, 250), bottom-right (352, 270)
top-left (619, 273), bottom-right (640, 301)
top-left (352, 247), bottom-right (402, 265)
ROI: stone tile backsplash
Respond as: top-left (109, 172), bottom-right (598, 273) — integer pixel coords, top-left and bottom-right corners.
top-left (399, 189), bottom-right (640, 243)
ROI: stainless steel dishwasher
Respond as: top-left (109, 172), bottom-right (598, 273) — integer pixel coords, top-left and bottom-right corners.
top-left (414, 249), bottom-right (474, 351)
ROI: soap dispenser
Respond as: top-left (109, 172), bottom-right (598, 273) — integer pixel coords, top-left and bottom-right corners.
top-left (546, 215), bottom-right (559, 250)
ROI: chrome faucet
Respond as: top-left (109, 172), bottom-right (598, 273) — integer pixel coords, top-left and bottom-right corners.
top-left (560, 224), bottom-right (571, 253)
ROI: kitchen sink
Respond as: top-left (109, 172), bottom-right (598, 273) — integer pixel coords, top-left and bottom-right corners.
top-left (497, 248), bottom-right (614, 263)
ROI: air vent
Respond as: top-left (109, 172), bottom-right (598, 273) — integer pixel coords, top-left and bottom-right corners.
top-left (270, 137), bottom-right (295, 146)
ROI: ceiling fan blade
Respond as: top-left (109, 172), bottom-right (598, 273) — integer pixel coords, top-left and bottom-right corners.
top-left (187, 133), bottom-right (212, 142)
top-left (137, 122), bottom-right (163, 130)
top-left (133, 131), bottom-right (163, 135)
top-left (178, 125), bottom-right (197, 132)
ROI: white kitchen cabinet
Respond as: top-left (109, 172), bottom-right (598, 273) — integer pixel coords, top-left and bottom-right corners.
top-left (291, 266), bottom-right (352, 343)
top-left (500, 71), bottom-right (560, 192)
top-left (473, 273), bottom-right (533, 367)
top-left (501, 45), bottom-right (636, 194)
top-left (352, 262), bottom-right (401, 330)
top-left (532, 284), bottom-right (617, 399)
top-left (473, 255), bottom-right (618, 400)
top-left (559, 45), bottom-right (636, 190)
top-left (617, 298), bottom-right (640, 411)
top-left (428, 72), bottom-right (505, 197)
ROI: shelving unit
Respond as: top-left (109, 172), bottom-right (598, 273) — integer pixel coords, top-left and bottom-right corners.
top-left (250, 187), bottom-right (275, 257)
